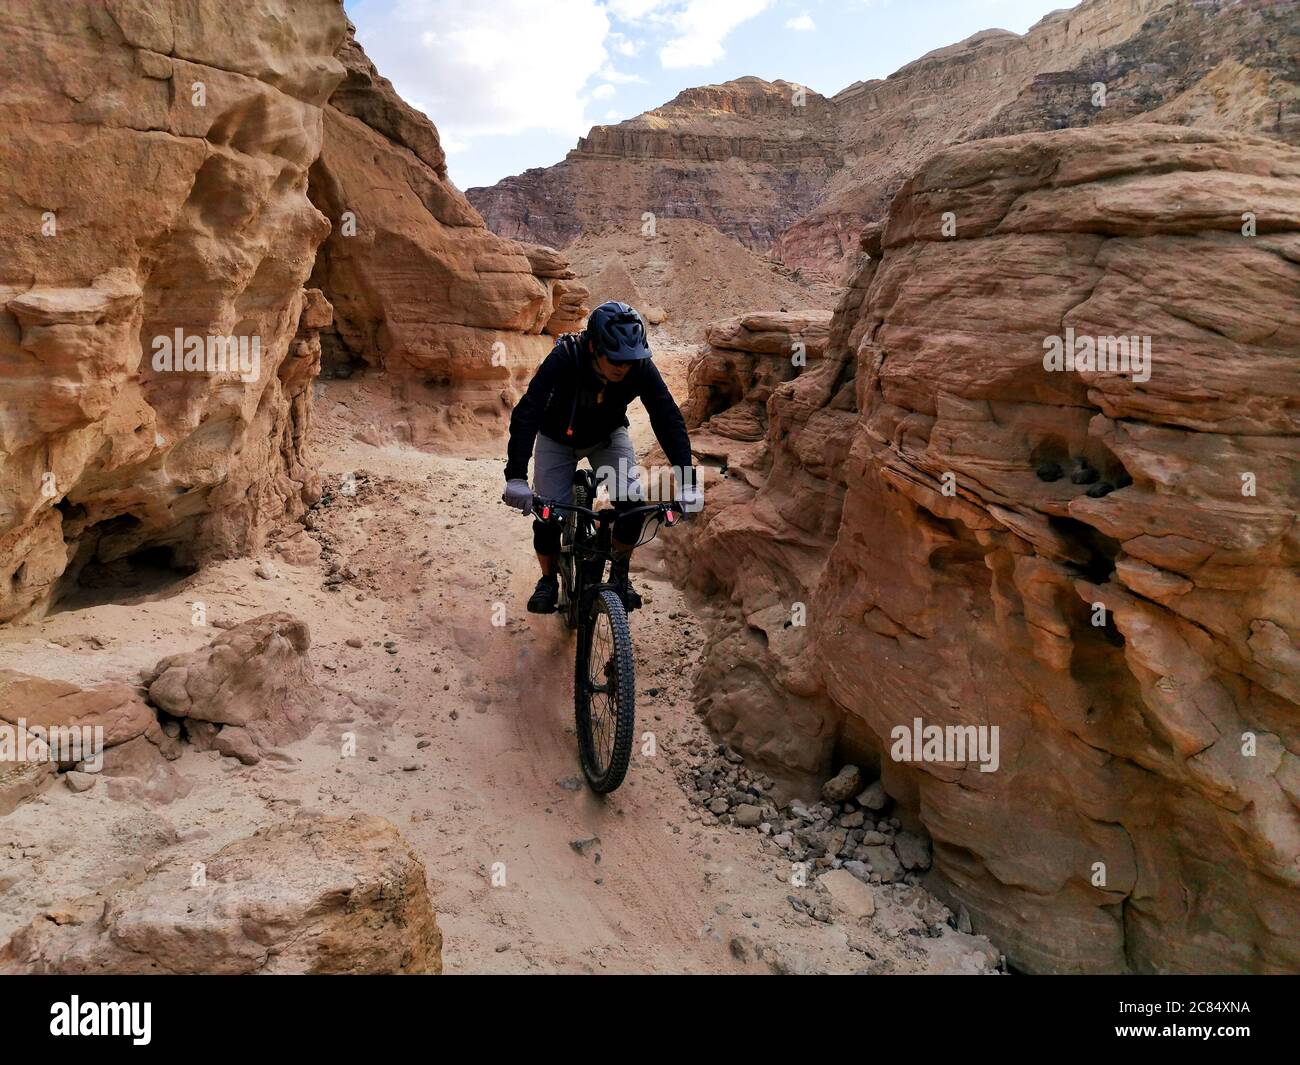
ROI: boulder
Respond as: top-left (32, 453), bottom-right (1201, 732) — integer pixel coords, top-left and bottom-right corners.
top-left (146, 613), bottom-right (317, 749)
top-left (856, 781), bottom-right (888, 812)
top-left (0, 669), bottom-right (153, 751)
top-left (821, 765), bottom-right (862, 804)
top-left (863, 846), bottom-right (904, 884)
top-left (100, 736), bottom-right (193, 806)
top-left (818, 869), bottom-right (876, 920)
top-left (212, 726), bottom-right (260, 766)
top-left (0, 815), bottom-right (442, 974)
top-left (894, 831), bottom-right (932, 872)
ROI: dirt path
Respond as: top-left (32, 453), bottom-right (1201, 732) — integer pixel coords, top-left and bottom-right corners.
top-left (0, 348), bottom-right (998, 974)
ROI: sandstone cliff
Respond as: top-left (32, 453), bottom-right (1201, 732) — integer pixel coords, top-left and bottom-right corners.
top-left (0, 0), bottom-right (349, 623)
top-left (0, 5), bottom-right (586, 621)
top-left (307, 23), bottom-right (588, 443)
top-left (468, 77), bottom-right (842, 254)
top-left (668, 125), bottom-right (1300, 974)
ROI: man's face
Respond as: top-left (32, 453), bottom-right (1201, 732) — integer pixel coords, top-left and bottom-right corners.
top-left (592, 345), bottom-right (632, 383)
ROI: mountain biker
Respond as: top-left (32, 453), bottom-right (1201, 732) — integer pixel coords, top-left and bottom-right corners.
top-left (501, 300), bottom-right (701, 615)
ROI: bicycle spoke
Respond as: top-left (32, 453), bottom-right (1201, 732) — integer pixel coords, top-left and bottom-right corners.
top-left (586, 613), bottom-right (619, 773)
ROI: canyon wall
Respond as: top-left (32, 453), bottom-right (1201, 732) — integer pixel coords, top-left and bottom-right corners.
top-left (307, 25), bottom-right (587, 443)
top-left (0, 5), bottom-right (585, 621)
top-left (670, 125), bottom-right (1300, 974)
top-left (469, 0), bottom-right (1298, 276)
top-left (0, 0), bottom-right (349, 623)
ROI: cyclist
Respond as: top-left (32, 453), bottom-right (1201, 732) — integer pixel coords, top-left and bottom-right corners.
top-left (501, 300), bottom-right (701, 614)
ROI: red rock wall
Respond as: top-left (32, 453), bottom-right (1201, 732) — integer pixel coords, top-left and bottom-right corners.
top-left (307, 25), bottom-right (587, 442)
top-left (0, 6), bottom-right (586, 620)
top-left (0, 0), bottom-right (349, 622)
top-left (671, 125), bottom-right (1300, 973)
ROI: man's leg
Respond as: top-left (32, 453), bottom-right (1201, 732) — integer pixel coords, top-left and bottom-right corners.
top-left (589, 428), bottom-right (646, 610)
top-left (528, 435), bottom-right (577, 613)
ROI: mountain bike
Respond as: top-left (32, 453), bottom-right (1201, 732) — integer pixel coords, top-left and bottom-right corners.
top-left (531, 469), bottom-right (684, 793)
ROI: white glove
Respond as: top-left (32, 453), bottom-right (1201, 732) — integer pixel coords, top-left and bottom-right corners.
top-left (502, 478), bottom-right (533, 515)
top-left (678, 483), bottom-right (704, 514)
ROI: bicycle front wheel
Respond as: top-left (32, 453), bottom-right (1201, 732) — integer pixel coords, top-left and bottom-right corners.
top-left (575, 588), bottom-right (636, 793)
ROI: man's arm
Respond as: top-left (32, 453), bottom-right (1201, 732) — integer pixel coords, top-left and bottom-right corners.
top-left (504, 340), bottom-right (568, 482)
top-left (638, 360), bottom-right (695, 483)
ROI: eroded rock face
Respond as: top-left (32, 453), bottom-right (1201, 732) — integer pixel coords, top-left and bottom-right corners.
top-left (0, 0), bottom-right (347, 622)
top-left (683, 311), bottom-right (833, 451)
top-left (468, 77), bottom-right (841, 254)
top-left (0, 724), bottom-right (53, 816)
top-left (307, 24), bottom-right (588, 442)
top-left (670, 125), bottom-right (1300, 973)
top-left (0, 814), bottom-right (443, 974)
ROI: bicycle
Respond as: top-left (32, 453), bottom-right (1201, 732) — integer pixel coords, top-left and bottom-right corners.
top-left (530, 469), bottom-right (685, 793)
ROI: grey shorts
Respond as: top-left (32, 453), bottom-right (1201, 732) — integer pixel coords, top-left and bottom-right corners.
top-left (532, 427), bottom-right (643, 505)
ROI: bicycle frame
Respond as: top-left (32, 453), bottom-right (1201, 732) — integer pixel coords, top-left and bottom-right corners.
top-left (532, 494), bottom-right (683, 624)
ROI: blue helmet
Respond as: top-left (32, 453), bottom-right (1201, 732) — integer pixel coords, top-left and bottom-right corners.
top-left (587, 301), bottom-right (651, 363)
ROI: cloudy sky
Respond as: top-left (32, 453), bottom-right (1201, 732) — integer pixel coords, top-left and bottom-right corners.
top-left (344, 0), bottom-right (1078, 191)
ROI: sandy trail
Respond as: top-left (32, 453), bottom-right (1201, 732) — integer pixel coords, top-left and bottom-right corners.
top-left (0, 347), bottom-right (995, 975)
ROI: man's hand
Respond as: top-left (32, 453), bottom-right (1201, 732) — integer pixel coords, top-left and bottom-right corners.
top-left (678, 483), bottom-right (704, 514)
top-left (502, 478), bottom-right (533, 515)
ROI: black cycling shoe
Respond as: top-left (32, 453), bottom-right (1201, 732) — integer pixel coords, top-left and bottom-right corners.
top-left (609, 559), bottom-right (642, 612)
top-left (527, 575), bottom-right (559, 614)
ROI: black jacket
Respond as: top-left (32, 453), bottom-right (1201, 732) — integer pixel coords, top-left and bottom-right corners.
top-left (504, 333), bottom-right (694, 482)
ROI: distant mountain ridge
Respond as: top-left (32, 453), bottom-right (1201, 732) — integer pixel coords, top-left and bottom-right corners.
top-left (467, 0), bottom-right (1299, 274)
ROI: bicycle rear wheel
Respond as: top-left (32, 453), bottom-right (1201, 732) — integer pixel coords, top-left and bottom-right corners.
top-left (575, 588), bottom-right (636, 793)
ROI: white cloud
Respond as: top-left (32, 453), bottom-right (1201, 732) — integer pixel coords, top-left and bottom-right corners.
top-left (607, 0), bottom-right (665, 17)
top-left (603, 109), bottom-right (625, 121)
top-left (785, 12), bottom-right (814, 31)
top-left (605, 0), bottom-right (772, 70)
top-left (354, 0), bottom-right (610, 141)
top-left (591, 83), bottom-right (617, 99)
top-left (659, 0), bottom-right (772, 69)
top-left (610, 32), bottom-right (640, 56)
top-left (596, 63), bottom-right (645, 84)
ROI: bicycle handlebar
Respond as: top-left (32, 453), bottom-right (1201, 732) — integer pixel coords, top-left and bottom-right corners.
top-left (531, 498), bottom-right (686, 526)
